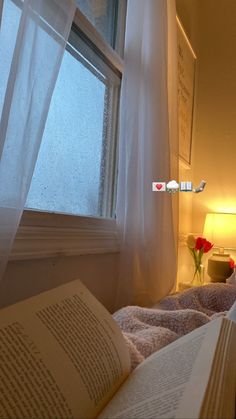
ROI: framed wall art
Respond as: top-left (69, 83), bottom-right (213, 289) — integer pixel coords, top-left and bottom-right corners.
top-left (177, 16), bottom-right (197, 167)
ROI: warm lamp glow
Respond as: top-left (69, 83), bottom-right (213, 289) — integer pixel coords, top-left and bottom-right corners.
top-left (203, 213), bottom-right (236, 250)
top-left (206, 199), bottom-right (236, 215)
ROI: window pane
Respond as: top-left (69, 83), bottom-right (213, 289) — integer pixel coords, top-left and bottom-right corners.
top-left (76, 0), bottom-right (127, 56)
top-left (25, 33), bottom-right (120, 217)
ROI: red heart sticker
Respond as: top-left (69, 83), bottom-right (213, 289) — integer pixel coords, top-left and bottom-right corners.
top-left (156, 184), bottom-right (163, 190)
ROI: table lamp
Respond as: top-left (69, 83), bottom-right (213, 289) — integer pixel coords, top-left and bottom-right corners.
top-left (203, 213), bottom-right (236, 282)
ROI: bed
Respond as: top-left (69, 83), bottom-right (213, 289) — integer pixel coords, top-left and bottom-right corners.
top-left (113, 283), bottom-right (236, 370)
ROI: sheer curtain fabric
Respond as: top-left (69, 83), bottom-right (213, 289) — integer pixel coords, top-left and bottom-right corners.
top-left (116, 0), bottom-right (179, 308)
top-left (0, 0), bottom-right (75, 279)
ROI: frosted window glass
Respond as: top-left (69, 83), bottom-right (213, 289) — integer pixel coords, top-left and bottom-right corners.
top-left (25, 48), bottom-right (106, 216)
top-left (0, 0), bottom-right (21, 119)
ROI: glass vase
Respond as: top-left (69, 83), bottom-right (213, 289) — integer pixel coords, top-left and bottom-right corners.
top-left (191, 264), bottom-right (204, 286)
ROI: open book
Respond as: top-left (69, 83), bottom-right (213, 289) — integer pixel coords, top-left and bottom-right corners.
top-left (0, 279), bottom-right (236, 419)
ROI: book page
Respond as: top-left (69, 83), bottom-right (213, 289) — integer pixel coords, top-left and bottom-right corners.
top-left (99, 319), bottom-right (222, 419)
top-left (0, 280), bottom-right (130, 419)
top-left (176, 317), bottom-right (223, 418)
top-left (200, 319), bottom-right (236, 419)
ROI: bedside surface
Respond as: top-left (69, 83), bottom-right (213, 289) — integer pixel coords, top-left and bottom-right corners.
top-left (178, 281), bottom-right (209, 292)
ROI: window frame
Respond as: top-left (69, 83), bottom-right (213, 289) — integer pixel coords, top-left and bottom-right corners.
top-left (11, 4), bottom-right (125, 260)
top-left (0, 1), bottom-right (3, 28)
top-left (11, 210), bottom-right (119, 260)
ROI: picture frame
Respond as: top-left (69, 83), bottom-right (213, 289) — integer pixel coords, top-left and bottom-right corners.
top-left (177, 16), bottom-right (197, 167)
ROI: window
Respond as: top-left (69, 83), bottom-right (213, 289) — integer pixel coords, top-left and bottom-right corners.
top-left (0, 0), bottom-right (126, 259)
top-left (1, 0), bottom-right (126, 218)
top-left (25, 26), bottom-right (121, 218)
top-left (25, 2), bottom-right (126, 218)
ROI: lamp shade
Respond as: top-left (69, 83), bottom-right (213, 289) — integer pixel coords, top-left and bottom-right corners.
top-left (203, 213), bottom-right (236, 250)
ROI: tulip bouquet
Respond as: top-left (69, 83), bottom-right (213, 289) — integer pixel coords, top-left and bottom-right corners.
top-left (186, 235), bottom-right (213, 284)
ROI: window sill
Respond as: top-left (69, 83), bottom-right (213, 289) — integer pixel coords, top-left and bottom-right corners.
top-left (10, 210), bottom-right (120, 261)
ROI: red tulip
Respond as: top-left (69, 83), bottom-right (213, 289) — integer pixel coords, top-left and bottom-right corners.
top-left (202, 240), bottom-right (213, 253)
top-left (229, 258), bottom-right (235, 269)
top-left (195, 237), bottom-right (213, 253)
top-left (195, 237), bottom-right (204, 250)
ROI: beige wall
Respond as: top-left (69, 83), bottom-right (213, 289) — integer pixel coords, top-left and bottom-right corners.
top-left (192, 0), bottom-right (236, 233)
top-left (176, 0), bottom-right (199, 55)
top-left (0, 253), bottom-right (119, 312)
top-left (177, 0), bottom-right (236, 283)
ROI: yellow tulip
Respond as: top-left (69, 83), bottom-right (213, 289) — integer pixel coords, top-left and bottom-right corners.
top-left (186, 234), bottom-right (196, 249)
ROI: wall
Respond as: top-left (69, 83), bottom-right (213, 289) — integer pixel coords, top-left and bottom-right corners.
top-left (192, 0), bottom-right (236, 280)
top-left (176, 0), bottom-right (199, 55)
top-left (0, 253), bottom-right (119, 312)
top-left (177, 0), bottom-right (236, 283)
top-left (192, 0), bottom-right (236, 233)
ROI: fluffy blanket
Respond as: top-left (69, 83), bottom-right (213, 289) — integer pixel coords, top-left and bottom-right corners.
top-left (113, 283), bottom-right (236, 370)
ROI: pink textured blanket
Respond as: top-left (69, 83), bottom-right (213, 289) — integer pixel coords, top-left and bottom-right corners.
top-left (113, 284), bottom-right (236, 370)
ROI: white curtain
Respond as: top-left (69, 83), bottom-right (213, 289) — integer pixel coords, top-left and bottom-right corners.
top-left (116, 0), bottom-right (179, 308)
top-left (0, 0), bottom-right (75, 279)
